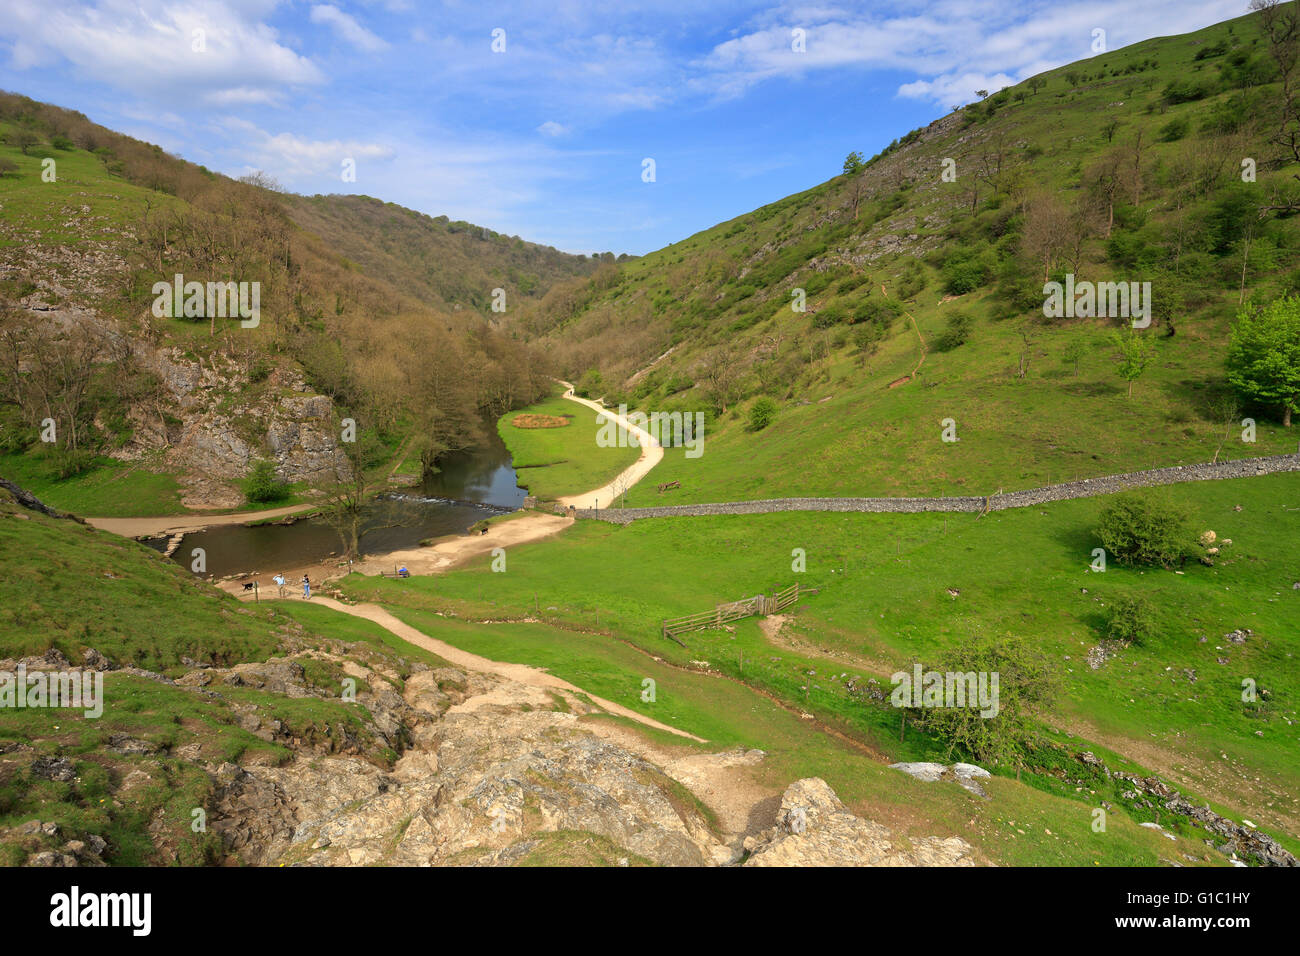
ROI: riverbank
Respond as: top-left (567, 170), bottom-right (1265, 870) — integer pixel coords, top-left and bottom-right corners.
top-left (214, 511), bottom-right (573, 596)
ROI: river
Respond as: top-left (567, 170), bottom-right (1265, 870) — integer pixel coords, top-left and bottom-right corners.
top-left (148, 426), bottom-right (526, 579)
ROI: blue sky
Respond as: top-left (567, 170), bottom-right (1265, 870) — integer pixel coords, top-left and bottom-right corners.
top-left (0, 0), bottom-right (1249, 255)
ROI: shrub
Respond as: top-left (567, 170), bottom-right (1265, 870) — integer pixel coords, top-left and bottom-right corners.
top-left (933, 311), bottom-right (973, 351)
top-left (748, 397), bottom-right (777, 431)
top-left (575, 368), bottom-right (603, 398)
top-left (1106, 595), bottom-right (1157, 646)
top-left (244, 459), bottom-right (289, 504)
top-left (1158, 117), bottom-right (1188, 142)
top-left (811, 304), bottom-right (846, 329)
top-left (1095, 492), bottom-right (1192, 568)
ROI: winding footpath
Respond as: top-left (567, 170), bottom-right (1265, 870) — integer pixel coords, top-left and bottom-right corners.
top-left (555, 381), bottom-right (664, 511)
top-left (265, 595), bottom-right (705, 743)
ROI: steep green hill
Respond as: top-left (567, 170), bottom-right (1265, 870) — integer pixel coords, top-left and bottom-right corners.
top-left (529, 10), bottom-right (1300, 504)
top-left (0, 92), bottom-right (592, 512)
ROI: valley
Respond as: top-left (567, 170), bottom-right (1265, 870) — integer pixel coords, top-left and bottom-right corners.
top-left (0, 3), bottom-right (1298, 882)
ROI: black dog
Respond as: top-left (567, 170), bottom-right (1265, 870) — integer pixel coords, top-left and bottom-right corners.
top-left (242, 582), bottom-right (256, 591)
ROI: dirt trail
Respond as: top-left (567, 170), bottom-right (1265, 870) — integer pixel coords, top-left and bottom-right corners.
top-left (269, 594), bottom-right (706, 743)
top-left (86, 502), bottom-right (317, 537)
top-left (88, 382), bottom-right (662, 540)
top-left (555, 381), bottom-right (665, 510)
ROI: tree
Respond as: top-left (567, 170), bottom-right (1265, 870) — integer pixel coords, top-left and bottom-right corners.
top-left (1085, 148), bottom-right (1125, 237)
top-left (698, 346), bottom-right (743, 414)
top-left (1250, 0), bottom-right (1300, 192)
top-left (842, 151), bottom-right (867, 219)
top-left (1106, 594), bottom-right (1157, 645)
top-left (1096, 492), bottom-right (1192, 569)
top-left (9, 129), bottom-right (38, 154)
top-left (1062, 338), bottom-right (1088, 375)
top-left (918, 633), bottom-right (1060, 771)
top-left (1227, 295), bottom-right (1300, 426)
top-left (243, 459), bottom-right (288, 503)
top-left (1113, 330), bottom-right (1155, 398)
top-left (318, 443), bottom-right (371, 562)
top-left (1021, 192), bottom-right (1072, 281)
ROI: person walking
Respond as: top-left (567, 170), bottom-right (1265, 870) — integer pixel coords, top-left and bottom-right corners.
top-left (273, 573), bottom-right (285, 598)
top-left (302, 574), bottom-right (311, 600)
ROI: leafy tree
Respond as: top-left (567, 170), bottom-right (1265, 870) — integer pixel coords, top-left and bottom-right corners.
top-left (1113, 330), bottom-right (1155, 398)
top-left (841, 151), bottom-right (865, 176)
top-left (243, 459), bottom-right (288, 504)
top-left (1227, 295), bottom-right (1300, 426)
top-left (748, 396), bottom-right (777, 431)
top-left (1106, 595), bottom-right (1157, 646)
top-left (1062, 338), bottom-right (1088, 375)
top-left (1096, 492), bottom-right (1192, 569)
top-left (918, 633), bottom-right (1060, 770)
top-left (575, 368), bottom-right (604, 399)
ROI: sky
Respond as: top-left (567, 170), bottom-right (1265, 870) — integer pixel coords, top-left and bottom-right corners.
top-left (0, 0), bottom-right (1252, 255)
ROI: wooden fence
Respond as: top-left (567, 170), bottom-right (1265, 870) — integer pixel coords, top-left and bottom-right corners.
top-left (661, 583), bottom-right (813, 643)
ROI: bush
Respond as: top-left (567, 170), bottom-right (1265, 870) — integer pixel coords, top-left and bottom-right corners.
top-left (244, 459), bottom-right (288, 504)
top-left (1158, 117), bottom-right (1188, 142)
top-left (575, 368), bottom-right (603, 398)
top-left (1095, 492), bottom-right (1192, 568)
top-left (941, 255), bottom-right (990, 296)
top-left (933, 311), bottom-right (973, 351)
top-left (748, 397), bottom-right (777, 431)
top-left (811, 304), bottom-right (846, 329)
top-left (1106, 595), bottom-right (1157, 646)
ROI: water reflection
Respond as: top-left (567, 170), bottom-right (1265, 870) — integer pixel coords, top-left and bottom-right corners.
top-left (150, 424), bottom-right (525, 578)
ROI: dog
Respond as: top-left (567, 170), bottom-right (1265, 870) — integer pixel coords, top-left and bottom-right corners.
top-left (242, 581), bottom-right (256, 591)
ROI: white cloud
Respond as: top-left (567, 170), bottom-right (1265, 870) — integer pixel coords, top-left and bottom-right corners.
top-left (537, 120), bottom-right (569, 137)
top-left (693, 0), bottom-right (1248, 107)
top-left (219, 117), bottom-right (394, 179)
top-left (309, 4), bottom-right (389, 53)
top-left (0, 0), bottom-right (324, 106)
top-left (898, 72), bottom-right (1019, 110)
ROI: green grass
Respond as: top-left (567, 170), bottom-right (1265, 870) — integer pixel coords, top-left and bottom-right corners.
top-left (545, 11), bottom-right (1300, 505)
top-left (0, 451), bottom-right (184, 517)
top-left (0, 501), bottom-right (286, 670)
top-left (340, 471), bottom-right (1300, 850)
top-left (498, 390), bottom-right (640, 500)
top-left (328, 587), bottom-right (1230, 865)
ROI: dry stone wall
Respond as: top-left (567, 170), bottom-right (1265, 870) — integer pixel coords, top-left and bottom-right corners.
top-left (575, 453), bottom-right (1300, 524)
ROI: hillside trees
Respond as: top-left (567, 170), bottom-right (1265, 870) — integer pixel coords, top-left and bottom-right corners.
top-left (1113, 329), bottom-right (1156, 398)
top-left (1227, 295), bottom-right (1300, 425)
top-left (1251, 0), bottom-right (1300, 180)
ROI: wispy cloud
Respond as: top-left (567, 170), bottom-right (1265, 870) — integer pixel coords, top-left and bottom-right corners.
top-left (310, 4), bottom-right (389, 53)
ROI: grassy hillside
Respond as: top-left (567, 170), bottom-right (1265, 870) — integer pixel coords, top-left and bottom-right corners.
top-left (0, 91), bottom-right (593, 512)
top-left (0, 483), bottom-right (433, 864)
top-left (527, 10), bottom-right (1300, 501)
top-left (340, 472), bottom-right (1300, 856)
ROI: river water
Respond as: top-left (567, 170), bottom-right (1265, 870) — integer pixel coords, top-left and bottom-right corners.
top-left (149, 426), bottom-right (526, 579)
